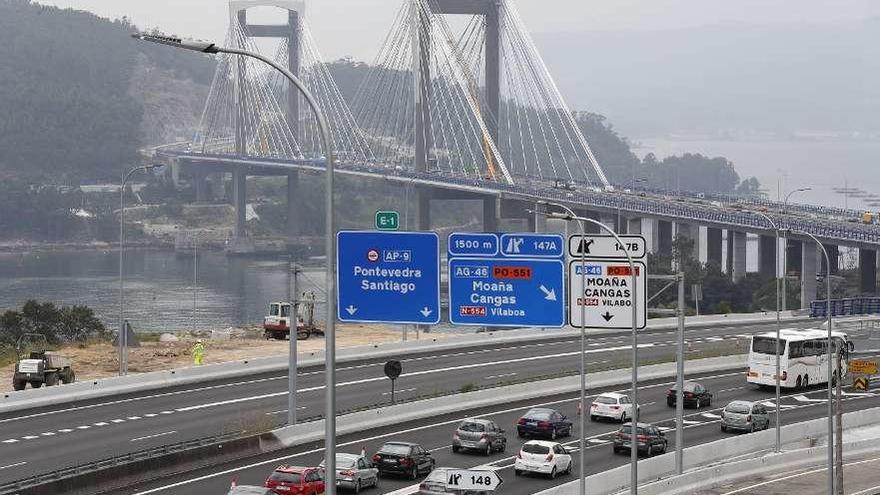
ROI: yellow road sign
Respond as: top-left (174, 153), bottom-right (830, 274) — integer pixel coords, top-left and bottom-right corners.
top-left (850, 360), bottom-right (878, 375)
top-left (854, 376), bottom-right (870, 391)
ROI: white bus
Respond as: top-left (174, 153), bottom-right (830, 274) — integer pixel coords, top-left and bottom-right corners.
top-left (747, 328), bottom-right (853, 389)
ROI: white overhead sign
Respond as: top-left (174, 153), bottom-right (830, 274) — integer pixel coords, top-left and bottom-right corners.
top-left (445, 469), bottom-right (503, 491)
top-left (568, 235), bottom-right (646, 260)
top-left (568, 234), bottom-right (648, 330)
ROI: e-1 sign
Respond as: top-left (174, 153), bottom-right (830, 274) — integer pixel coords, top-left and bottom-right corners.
top-left (445, 469), bottom-right (503, 491)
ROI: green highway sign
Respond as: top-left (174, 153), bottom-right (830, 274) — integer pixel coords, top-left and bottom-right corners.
top-left (375, 210), bottom-right (400, 231)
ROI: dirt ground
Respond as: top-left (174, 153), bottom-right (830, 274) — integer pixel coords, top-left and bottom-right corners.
top-left (2, 324), bottom-right (447, 392)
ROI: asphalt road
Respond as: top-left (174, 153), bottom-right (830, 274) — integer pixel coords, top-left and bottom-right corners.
top-left (0, 320), bottom-right (824, 483)
top-left (119, 367), bottom-right (880, 495)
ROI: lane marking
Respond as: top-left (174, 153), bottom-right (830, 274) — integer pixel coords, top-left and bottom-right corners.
top-left (1, 439), bottom-right (18, 444)
top-left (792, 394), bottom-right (826, 403)
top-left (40, 432), bottom-right (56, 436)
top-left (127, 416), bottom-right (143, 420)
top-left (76, 426), bottom-right (90, 430)
top-left (484, 373), bottom-right (518, 380)
top-left (265, 407), bottom-right (307, 416)
top-left (111, 419), bottom-right (126, 423)
top-left (719, 456), bottom-right (880, 494)
top-left (382, 388), bottom-right (417, 396)
top-left (0, 461), bottom-right (26, 470)
top-left (588, 439), bottom-right (608, 444)
top-left (93, 422), bottom-right (109, 426)
top-left (57, 429), bottom-right (73, 433)
top-left (131, 430), bottom-right (178, 443)
top-left (21, 435), bottom-right (38, 440)
top-left (701, 413), bottom-right (722, 419)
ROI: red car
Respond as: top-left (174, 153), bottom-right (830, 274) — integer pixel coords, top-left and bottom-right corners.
top-left (265, 465), bottom-right (326, 495)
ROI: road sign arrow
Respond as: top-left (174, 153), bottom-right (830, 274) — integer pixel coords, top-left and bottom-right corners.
top-left (601, 311), bottom-right (614, 322)
top-left (539, 285), bottom-right (557, 301)
top-left (576, 238), bottom-right (595, 254)
top-left (346, 305), bottom-right (358, 315)
top-left (420, 307), bottom-right (433, 318)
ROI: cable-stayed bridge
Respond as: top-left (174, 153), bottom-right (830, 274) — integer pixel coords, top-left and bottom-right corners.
top-left (149, 0), bottom-right (880, 302)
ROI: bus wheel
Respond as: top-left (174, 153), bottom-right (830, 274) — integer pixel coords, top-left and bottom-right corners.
top-left (803, 375), bottom-right (809, 388)
top-left (795, 376), bottom-right (802, 389)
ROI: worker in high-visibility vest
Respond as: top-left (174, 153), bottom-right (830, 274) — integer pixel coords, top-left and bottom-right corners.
top-left (191, 339), bottom-right (205, 366)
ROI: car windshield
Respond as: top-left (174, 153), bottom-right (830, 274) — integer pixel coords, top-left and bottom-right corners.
top-left (336, 457), bottom-right (357, 469)
top-left (524, 409), bottom-right (552, 420)
top-left (521, 443), bottom-right (551, 454)
top-left (459, 422), bottom-right (485, 432)
top-left (619, 425), bottom-right (647, 435)
top-left (670, 382), bottom-right (697, 392)
top-left (725, 403), bottom-right (751, 414)
top-left (379, 444), bottom-right (411, 455)
top-left (595, 396), bottom-right (617, 404)
top-left (752, 336), bottom-right (786, 355)
top-left (425, 469), bottom-right (448, 482)
top-left (268, 471), bottom-right (302, 484)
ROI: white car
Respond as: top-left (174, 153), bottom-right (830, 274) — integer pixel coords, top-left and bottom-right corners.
top-left (514, 440), bottom-right (572, 479)
top-left (590, 392), bottom-right (635, 423)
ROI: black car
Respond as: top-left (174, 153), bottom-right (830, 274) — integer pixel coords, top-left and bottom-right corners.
top-left (516, 408), bottom-right (572, 439)
top-left (666, 380), bottom-right (712, 408)
top-left (612, 422), bottom-right (668, 456)
top-left (372, 441), bottom-right (435, 480)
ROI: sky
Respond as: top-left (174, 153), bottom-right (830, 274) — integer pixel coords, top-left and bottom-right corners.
top-left (36, 0), bottom-right (879, 62)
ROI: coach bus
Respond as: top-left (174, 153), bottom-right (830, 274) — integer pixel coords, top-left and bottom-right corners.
top-left (747, 328), bottom-right (853, 389)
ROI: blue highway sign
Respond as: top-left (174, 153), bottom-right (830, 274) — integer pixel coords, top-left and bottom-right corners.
top-left (448, 233), bottom-right (565, 327)
top-left (337, 231), bottom-right (440, 325)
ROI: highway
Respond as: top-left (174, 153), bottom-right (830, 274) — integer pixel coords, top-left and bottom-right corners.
top-left (121, 366), bottom-right (880, 495)
top-left (0, 320), bottom-right (825, 485)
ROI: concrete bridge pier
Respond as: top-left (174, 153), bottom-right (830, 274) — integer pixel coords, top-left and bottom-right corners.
top-left (286, 171), bottom-right (300, 238)
top-left (193, 171), bottom-right (210, 203)
top-left (626, 217), bottom-right (642, 235)
top-left (232, 170), bottom-right (247, 238)
top-left (651, 220), bottom-right (673, 255)
top-left (860, 248), bottom-right (877, 294)
top-left (786, 239), bottom-right (803, 277)
top-left (707, 227), bottom-right (723, 267)
top-left (802, 242), bottom-right (818, 308)
top-left (758, 235), bottom-right (777, 278)
top-left (731, 231), bottom-right (747, 282)
top-left (675, 222), bottom-right (698, 254)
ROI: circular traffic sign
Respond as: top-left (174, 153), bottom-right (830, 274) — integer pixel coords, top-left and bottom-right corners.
top-left (367, 248), bottom-right (380, 263)
top-left (384, 360), bottom-right (402, 380)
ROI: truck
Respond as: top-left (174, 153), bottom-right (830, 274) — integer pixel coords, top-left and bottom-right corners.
top-left (12, 334), bottom-right (76, 391)
top-left (263, 291), bottom-right (322, 341)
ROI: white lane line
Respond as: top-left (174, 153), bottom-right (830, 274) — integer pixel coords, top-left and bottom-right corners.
top-left (382, 388), bottom-right (417, 396)
top-left (701, 413), bottom-right (722, 419)
top-left (0, 461), bottom-right (26, 470)
top-left (657, 427), bottom-right (673, 432)
top-left (144, 413), bottom-right (158, 418)
top-left (159, 410), bottom-right (175, 415)
top-left (127, 416), bottom-right (143, 420)
top-left (131, 371), bottom-right (743, 494)
top-left (93, 422), bottom-right (109, 426)
top-left (484, 373), bottom-right (517, 380)
top-left (21, 435), bottom-right (39, 440)
top-left (265, 407), bottom-right (308, 416)
top-left (707, 337), bottom-right (725, 342)
top-left (111, 419), bottom-right (126, 423)
top-left (681, 420), bottom-right (702, 425)
top-left (760, 401), bottom-right (796, 410)
top-left (588, 439), bottom-right (608, 444)
top-left (2, 439), bottom-right (19, 444)
top-left (57, 429), bottom-right (73, 433)
top-left (792, 394), bottom-right (826, 403)
top-left (718, 386), bottom-right (745, 393)
top-left (131, 430), bottom-right (178, 443)
top-left (719, 456), bottom-right (880, 495)
top-left (428, 444), bottom-right (452, 453)
top-left (41, 432), bottom-right (56, 436)
top-left (76, 425), bottom-right (90, 430)
top-left (175, 343), bottom-right (657, 413)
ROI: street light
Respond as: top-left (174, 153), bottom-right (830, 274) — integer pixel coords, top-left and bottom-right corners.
top-left (119, 163), bottom-right (161, 376)
top-left (537, 201), bottom-right (640, 495)
top-left (751, 211), bottom-right (782, 453)
top-left (793, 230), bottom-right (834, 494)
top-left (781, 187), bottom-right (811, 312)
top-left (134, 32), bottom-right (338, 493)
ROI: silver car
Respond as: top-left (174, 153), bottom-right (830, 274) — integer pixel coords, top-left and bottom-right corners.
top-left (452, 418), bottom-right (507, 455)
top-left (721, 400), bottom-right (770, 433)
top-left (320, 453), bottom-right (379, 492)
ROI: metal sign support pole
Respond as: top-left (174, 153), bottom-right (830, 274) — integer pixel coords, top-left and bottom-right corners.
top-left (675, 272), bottom-right (685, 475)
top-left (289, 262), bottom-right (299, 427)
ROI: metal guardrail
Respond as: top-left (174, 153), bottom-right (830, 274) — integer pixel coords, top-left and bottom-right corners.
top-left (0, 430), bottom-right (244, 495)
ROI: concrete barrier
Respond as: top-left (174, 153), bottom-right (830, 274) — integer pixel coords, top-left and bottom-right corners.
top-left (534, 405), bottom-right (880, 495)
top-left (0, 310), bottom-right (792, 414)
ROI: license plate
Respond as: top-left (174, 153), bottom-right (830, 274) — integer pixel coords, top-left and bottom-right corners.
top-left (384, 459), bottom-right (397, 464)
top-left (528, 421), bottom-right (537, 426)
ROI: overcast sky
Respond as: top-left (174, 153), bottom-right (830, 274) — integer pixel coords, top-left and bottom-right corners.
top-left (38, 0), bottom-right (879, 61)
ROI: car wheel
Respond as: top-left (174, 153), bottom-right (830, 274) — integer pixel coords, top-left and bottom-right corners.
top-left (515, 469), bottom-right (522, 477)
top-left (550, 467), bottom-right (557, 479)
top-left (452, 445), bottom-right (459, 453)
top-left (410, 467), bottom-right (418, 480)
top-left (796, 375), bottom-right (803, 389)
top-left (721, 425), bottom-right (727, 432)
top-left (803, 375), bottom-right (809, 388)
top-left (550, 428), bottom-right (557, 440)
top-left (620, 412), bottom-right (627, 423)
top-left (613, 446), bottom-right (621, 454)
top-left (354, 480), bottom-right (361, 494)
top-left (373, 474), bottom-right (380, 488)
top-left (30, 381), bottom-right (42, 389)
top-left (662, 442), bottom-right (668, 454)
top-left (12, 380), bottom-right (25, 391)
top-left (485, 443), bottom-right (492, 456)
top-left (590, 414), bottom-right (597, 421)
top-left (750, 423), bottom-right (755, 433)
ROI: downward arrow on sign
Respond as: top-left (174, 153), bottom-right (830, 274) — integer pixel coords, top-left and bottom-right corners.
top-left (346, 305), bottom-right (358, 315)
top-left (601, 311), bottom-right (614, 322)
top-left (420, 307), bottom-right (433, 318)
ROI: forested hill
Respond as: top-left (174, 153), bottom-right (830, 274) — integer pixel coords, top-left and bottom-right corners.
top-left (0, 0), bottom-right (215, 183)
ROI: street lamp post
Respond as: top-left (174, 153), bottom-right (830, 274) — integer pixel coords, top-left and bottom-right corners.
top-left (119, 164), bottom-right (160, 376)
top-left (794, 230), bottom-right (834, 494)
top-left (781, 187), bottom-right (812, 312)
top-left (538, 201), bottom-right (640, 495)
top-left (752, 211), bottom-right (782, 453)
top-left (134, 33), bottom-right (338, 493)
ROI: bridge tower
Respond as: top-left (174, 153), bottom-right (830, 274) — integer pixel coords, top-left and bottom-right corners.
top-left (230, 0), bottom-right (304, 240)
top-left (413, 0), bottom-right (531, 232)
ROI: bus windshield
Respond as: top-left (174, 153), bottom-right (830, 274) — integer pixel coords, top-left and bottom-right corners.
top-left (752, 337), bottom-right (786, 355)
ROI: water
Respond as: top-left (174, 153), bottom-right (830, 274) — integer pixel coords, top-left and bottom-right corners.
top-left (0, 249), bottom-right (329, 333)
top-left (635, 138), bottom-right (880, 211)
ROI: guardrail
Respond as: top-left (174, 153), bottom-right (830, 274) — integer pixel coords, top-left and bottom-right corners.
top-left (0, 312), bottom-right (798, 415)
top-left (0, 431), bottom-right (244, 494)
top-left (810, 297), bottom-right (880, 318)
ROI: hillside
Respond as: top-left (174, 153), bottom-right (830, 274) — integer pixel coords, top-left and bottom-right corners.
top-left (0, 0), bottom-right (215, 183)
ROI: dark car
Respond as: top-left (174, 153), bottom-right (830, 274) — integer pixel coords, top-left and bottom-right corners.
top-left (516, 408), bottom-right (572, 440)
top-left (452, 418), bottom-right (507, 455)
top-left (666, 380), bottom-right (712, 408)
top-left (372, 441), bottom-right (435, 480)
top-left (612, 422), bottom-right (667, 456)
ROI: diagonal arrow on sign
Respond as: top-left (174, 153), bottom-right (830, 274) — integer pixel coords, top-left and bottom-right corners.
top-left (539, 285), bottom-right (557, 301)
